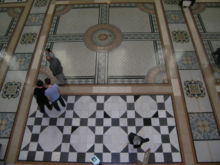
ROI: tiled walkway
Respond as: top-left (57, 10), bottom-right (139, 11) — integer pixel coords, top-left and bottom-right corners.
top-left (0, 0), bottom-right (220, 164)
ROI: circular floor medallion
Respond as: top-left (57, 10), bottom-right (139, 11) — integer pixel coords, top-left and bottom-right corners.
top-left (84, 24), bottom-right (122, 52)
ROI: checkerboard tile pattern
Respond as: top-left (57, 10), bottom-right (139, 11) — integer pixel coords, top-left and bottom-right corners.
top-left (19, 95), bottom-right (182, 163)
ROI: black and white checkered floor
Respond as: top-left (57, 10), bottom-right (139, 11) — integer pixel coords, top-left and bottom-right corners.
top-left (19, 95), bottom-right (182, 163)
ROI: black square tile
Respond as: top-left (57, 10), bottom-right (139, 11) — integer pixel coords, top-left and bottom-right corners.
top-left (148, 153), bottom-right (155, 163)
top-left (34, 118), bottom-right (42, 125)
top-left (129, 153), bottom-right (137, 162)
top-left (95, 135), bottom-right (103, 143)
top-left (127, 119), bottom-right (135, 126)
top-left (159, 118), bottom-right (167, 126)
top-left (27, 151), bottom-right (35, 160)
top-left (96, 119), bottom-right (103, 126)
top-left (112, 153), bottom-right (120, 163)
top-left (43, 152), bottom-right (52, 161)
top-left (31, 134), bottom-right (39, 142)
top-left (97, 103), bottom-right (104, 110)
top-left (62, 135), bottom-right (71, 143)
top-left (158, 103), bottom-right (165, 110)
top-left (77, 153), bottom-right (85, 162)
top-left (112, 119), bottom-right (119, 126)
top-left (164, 153), bottom-right (172, 162)
top-left (49, 118), bottom-right (57, 125)
top-left (60, 152), bottom-right (69, 162)
top-left (64, 118), bottom-right (72, 126)
top-left (143, 118), bottom-right (151, 126)
top-left (66, 103), bottom-right (74, 110)
top-left (127, 103), bottom-right (134, 110)
top-left (80, 118), bottom-right (88, 126)
top-left (161, 135), bottom-right (170, 143)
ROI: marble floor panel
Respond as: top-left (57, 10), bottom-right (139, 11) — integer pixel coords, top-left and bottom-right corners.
top-left (44, 3), bottom-right (166, 84)
top-left (192, 3), bottom-right (220, 83)
top-left (19, 95), bottom-right (182, 163)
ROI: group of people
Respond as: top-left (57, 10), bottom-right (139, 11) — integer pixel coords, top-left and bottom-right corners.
top-left (34, 48), bottom-right (66, 113)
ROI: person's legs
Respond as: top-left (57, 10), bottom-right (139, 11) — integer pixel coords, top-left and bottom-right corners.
top-left (58, 96), bottom-right (65, 107)
top-left (38, 104), bottom-right (45, 113)
top-left (45, 101), bottom-right (52, 110)
top-left (55, 73), bottom-right (66, 85)
top-left (52, 100), bottom-right (61, 111)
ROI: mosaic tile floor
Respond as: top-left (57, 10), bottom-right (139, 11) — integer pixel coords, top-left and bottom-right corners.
top-left (19, 95), bottom-right (182, 163)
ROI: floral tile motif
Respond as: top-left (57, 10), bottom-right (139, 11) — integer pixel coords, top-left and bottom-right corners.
top-left (166, 11), bottom-right (184, 24)
top-left (34, 0), bottom-right (48, 7)
top-left (1, 81), bottom-right (22, 99)
top-left (0, 113), bottom-right (15, 138)
top-left (164, 0), bottom-right (180, 5)
top-left (184, 80), bottom-right (205, 98)
top-left (9, 53), bottom-right (32, 71)
top-left (20, 33), bottom-right (37, 44)
top-left (189, 112), bottom-right (220, 140)
top-left (172, 31), bottom-right (190, 43)
top-left (176, 51), bottom-right (200, 70)
top-left (26, 14), bottom-right (44, 26)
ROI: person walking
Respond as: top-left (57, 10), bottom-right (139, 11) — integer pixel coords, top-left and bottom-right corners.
top-left (44, 78), bottom-right (66, 111)
top-left (128, 132), bottom-right (149, 149)
top-left (45, 48), bottom-right (66, 85)
top-left (34, 80), bottom-right (52, 113)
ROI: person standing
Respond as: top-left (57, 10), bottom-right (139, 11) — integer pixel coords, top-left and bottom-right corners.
top-left (128, 132), bottom-right (149, 148)
top-left (44, 78), bottom-right (66, 111)
top-left (34, 80), bottom-right (52, 113)
top-left (213, 48), bottom-right (220, 65)
top-left (45, 48), bottom-right (66, 85)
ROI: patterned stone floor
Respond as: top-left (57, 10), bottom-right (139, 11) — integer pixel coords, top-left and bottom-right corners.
top-left (0, 0), bottom-right (220, 164)
top-left (19, 95), bottom-right (182, 163)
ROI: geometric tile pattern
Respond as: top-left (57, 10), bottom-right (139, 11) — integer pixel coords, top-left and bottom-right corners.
top-left (165, 11), bottom-right (184, 24)
top-left (1, 81), bottom-right (22, 99)
top-left (19, 95), bottom-right (182, 163)
top-left (172, 31), bottom-right (190, 43)
top-left (184, 80), bottom-right (206, 98)
top-left (20, 33), bottom-right (37, 45)
top-left (176, 51), bottom-right (200, 70)
top-left (0, 112), bottom-right (15, 138)
top-left (26, 14), bottom-right (45, 26)
top-left (9, 53), bottom-right (32, 71)
top-left (164, 0), bottom-right (180, 5)
top-left (34, 0), bottom-right (48, 7)
top-left (189, 113), bottom-right (220, 140)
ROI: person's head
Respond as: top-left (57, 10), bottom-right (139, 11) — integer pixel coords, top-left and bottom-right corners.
top-left (36, 80), bottom-right (44, 87)
top-left (45, 48), bottom-right (51, 53)
top-left (44, 78), bottom-right (51, 86)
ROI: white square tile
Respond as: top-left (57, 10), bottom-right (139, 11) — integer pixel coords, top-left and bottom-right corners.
top-left (194, 141), bottom-right (211, 162)
top-left (18, 151), bottom-right (28, 160)
top-left (158, 111), bottom-right (166, 117)
top-left (155, 152), bottom-right (164, 162)
top-left (32, 126), bottom-right (41, 134)
top-left (208, 140), bottom-right (220, 161)
top-left (35, 151), bottom-right (44, 161)
top-left (172, 153), bottom-right (182, 162)
top-left (72, 118), bottom-right (80, 126)
top-left (151, 118), bottom-right (159, 126)
top-left (65, 110), bottom-right (74, 117)
top-left (126, 96), bottom-right (134, 103)
top-left (102, 153), bottom-right (112, 162)
top-left (41, 118), bottom-right (49, 126)
top-left (88, 118), bottom-right (96, 126)
top-left (97, 96), bottom-right (104, 103)
top-left (61, 143), bottom-right (70, 152)
top-left (156, 96), bottom-right (164, 103)
top-left (67, 96), bottom-right (75, 103)
top-left (167, 118), bottom-right (175, 126)
top-left (119, 118), bottom-right (127, 126)
top-left (57, 118), bottom-right (65, 126)
top-left (127, 126), bottom-right (136, 133)
top-left (68, 152), bottom-right (77, 161)
top-left (96, 111), bottom-right (104, 118)
top-left (51, 152), bottom-right (61, 161)
top-left (160, 126), bottom-right (169, 134)
top-left (95, 127), bottom-right (103, 135)
top-left (135, 118), bottom-right (143, 126)
top-left (103, 118), bottom-right (111, 126)
top-left (120, 153), bottom-right (129, 162)
top-left (63, 126), bottom-right (72, 134)
top-left (127, 111), bottom-right (135, 118)
top-left (162, 144), bottom-right (172, 152)
top-left (27, 118), bottom-right (35, 125)
top-left (29, 142), bottom-right (38, 151)
top-left (85, 153), bottom-right (94, 162)
top-left (94, 144), bottom-right (103, 152)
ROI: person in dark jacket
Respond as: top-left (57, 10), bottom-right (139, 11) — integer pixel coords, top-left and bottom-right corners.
top-left (212, 48), bottom-right (220, 66)
top-left (45, 48), bottom-right (66, 85)
top-left (34, 80), bottom-right (52, 113)
top-left (128, 132), bottom-right (149, 148)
